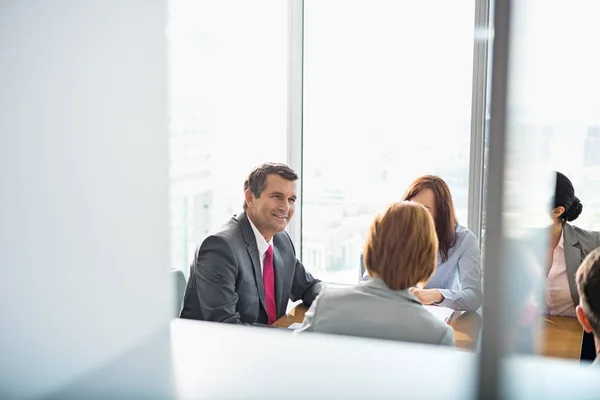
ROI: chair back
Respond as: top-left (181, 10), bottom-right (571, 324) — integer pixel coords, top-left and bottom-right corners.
top-left (172, 269), bottom-right (187, 317)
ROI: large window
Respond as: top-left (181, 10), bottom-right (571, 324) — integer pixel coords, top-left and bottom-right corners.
top-left (167, 0), bottom-right (288, 274)
top-left (512, 1), bottom-right (600, 230)
top-left (477, 1), bottom-right (600, 395)
top-left (302, 0), bottom-right (477, 284)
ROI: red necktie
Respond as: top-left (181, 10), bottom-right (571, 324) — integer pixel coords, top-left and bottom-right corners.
top-left (263, 245), bottom-right (277, 325)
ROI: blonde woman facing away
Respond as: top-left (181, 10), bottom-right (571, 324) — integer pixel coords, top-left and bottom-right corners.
top-left (295, 201), bottom-right (455, 346)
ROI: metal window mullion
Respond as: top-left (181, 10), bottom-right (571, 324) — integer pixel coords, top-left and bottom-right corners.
top-left (467, 0), bottom-right (491, 245)
top-left (477, 0), bottom-right (512, 398)
top-left (286, 0), bottom-right (304, 258)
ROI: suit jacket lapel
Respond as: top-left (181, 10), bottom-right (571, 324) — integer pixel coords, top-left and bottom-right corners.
top-left (272, 245), bottom-right (286, 316)
top-left (563, 224), bottom-right (582, 306)
top-left (238, 212), bottom-right (267, 313)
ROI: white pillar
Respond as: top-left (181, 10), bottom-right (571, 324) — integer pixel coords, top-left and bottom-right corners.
top-left (0, 1), bottom-right (171, 398)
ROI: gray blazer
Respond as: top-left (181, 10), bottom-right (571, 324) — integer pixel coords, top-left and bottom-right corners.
top-left (180, 212), bottom-right (322, 325)
top-left (295, 277), bottom-right (455, 346)
top-left (563, 223), bottom-right (600, 306)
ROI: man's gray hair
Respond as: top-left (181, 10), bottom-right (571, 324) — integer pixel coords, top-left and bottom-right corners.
top-left (243, 163), bottom-right (298, 210)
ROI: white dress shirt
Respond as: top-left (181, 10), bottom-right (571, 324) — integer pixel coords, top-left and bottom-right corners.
top-left (247, 215), bottom-right (273, 275)
top-left (545, 232), bottom-right (576, 316)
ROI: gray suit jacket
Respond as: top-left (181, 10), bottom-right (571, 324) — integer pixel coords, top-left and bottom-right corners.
top-left (295, 277), bottom-right (455, 346)
top-left (180, 212), bottom-right (322, 325)
top-left (563, 223), bottom-right (600, 306)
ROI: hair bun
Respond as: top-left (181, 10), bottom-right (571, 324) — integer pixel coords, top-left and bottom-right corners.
top-left (566, 196), bottom-right (583, 222)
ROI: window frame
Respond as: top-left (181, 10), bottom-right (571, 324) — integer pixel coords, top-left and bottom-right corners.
top-left (286, 0), bottom-right (304, 255)
top-left (287, 0), bottom-right (492, 262)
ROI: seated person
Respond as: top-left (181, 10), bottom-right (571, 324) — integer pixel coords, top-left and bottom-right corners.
top-left (180, 163), bottom-right (322, 325)
top-left (361, 175), bottom-right (482, 311)
top-left (545, 171), bottom-right (599, 317)
top-left (575, 247), bottom-right (600, 366)
top-left (296, 201), bottom-right (455, 346)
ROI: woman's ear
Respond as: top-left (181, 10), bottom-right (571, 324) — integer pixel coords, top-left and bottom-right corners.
top-left (551, 206), bottom-right (565, 219)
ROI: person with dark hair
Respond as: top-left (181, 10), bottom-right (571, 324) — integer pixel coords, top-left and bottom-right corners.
top-left (545, 171), bottom-right (599, 317)
top-left (180, 162), bottom-right (322, 325)
top-left (296, 202), bottom-right (454, 345)
top-left (575, 248), bottom-right (600, 366)
top-left (361, 175), bottom-right (482, 311)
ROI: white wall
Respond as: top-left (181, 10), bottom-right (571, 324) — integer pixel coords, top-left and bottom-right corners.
top-left (0, 1), bottom-right (171, 398)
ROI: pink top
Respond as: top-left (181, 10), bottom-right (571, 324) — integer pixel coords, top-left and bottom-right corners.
top-left (545, 232), bottom-right (575, 316)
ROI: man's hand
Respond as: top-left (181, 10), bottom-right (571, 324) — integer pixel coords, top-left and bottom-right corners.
top-left (409, 288), bottom-right (444, 305)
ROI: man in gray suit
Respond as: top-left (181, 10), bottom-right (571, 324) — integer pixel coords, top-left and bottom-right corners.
top-left (575, 247), bottom-right (600, 366)
top-left (180, 163), bottom-right (322, 325)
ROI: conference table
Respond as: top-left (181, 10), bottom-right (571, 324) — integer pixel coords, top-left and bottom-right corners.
top-left (274, 305), bottom-right (584, 359)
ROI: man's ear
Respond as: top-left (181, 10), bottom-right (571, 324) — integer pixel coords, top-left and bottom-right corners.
top-left (244, 189), bottom-right (254, 208)
top-left (576, 305), bottom-right (594, 333)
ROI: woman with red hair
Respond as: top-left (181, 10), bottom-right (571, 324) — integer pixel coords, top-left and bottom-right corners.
top-left (362, 175), bottom-right (482, 311)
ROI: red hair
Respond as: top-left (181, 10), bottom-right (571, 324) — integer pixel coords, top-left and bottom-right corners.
top-left (402, 175), bottom-right (457, 262)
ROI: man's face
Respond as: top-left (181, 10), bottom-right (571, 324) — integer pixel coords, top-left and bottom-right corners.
top-left (246, 174), bottom-right (297, 240)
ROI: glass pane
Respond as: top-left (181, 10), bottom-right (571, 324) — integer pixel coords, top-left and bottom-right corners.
top-left (520, 2), bottom-right (600, 231)
top-left (479, 1), bottom-right (600, 396)
top-left (507, 0), bottom-right (600, 354)
top-left (167, 0), bottom-right (287, 274)
top-left (303, 0), bottom-right (477, 284)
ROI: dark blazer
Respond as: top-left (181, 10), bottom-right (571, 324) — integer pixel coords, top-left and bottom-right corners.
top-left (180, 212), bottom-right (322, 324)
top-left (562, 223), bottom-right (600, 306)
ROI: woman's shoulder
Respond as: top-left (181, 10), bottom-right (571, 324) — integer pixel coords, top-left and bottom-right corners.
top-left (567, 223), bottom-right (597, 236)
top-left (315, 283), bottom-right (362, 303)
top-left (454, 224), bottom-right (478, 246)
top-left (566, 223), bottom-right (600, 247)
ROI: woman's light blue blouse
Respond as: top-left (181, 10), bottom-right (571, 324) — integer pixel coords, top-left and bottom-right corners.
top-left (361, 224), bottom-right (483, 311)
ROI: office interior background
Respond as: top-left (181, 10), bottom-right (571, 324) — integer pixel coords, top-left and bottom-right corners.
top-left (1, 0), bottom-right (600, 398)
top-left (168, 0), bottom-right (600, 285)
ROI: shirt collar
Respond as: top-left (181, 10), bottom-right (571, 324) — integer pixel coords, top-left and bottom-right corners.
top-left (558, 231), bottom-right (565, 249)
top-left (247, 215), bottom-right (273, 256)
top-left (367, 276), bottom-right (421, 305)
